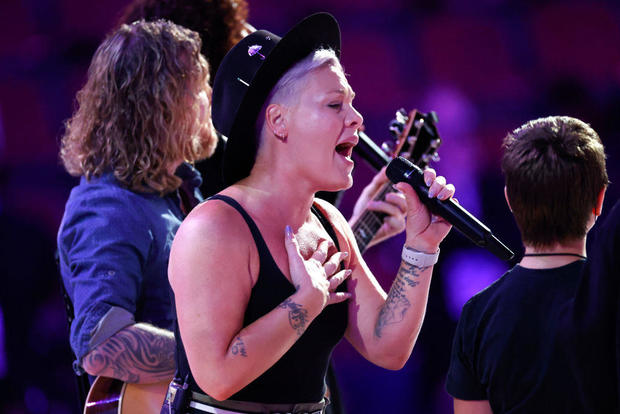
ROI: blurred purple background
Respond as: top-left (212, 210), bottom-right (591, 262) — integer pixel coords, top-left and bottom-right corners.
top-left (2, 0), bottom-right (620, 413)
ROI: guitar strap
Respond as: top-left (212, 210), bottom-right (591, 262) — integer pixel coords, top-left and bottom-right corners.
top-left (161, 374), bottom-right (190, 414)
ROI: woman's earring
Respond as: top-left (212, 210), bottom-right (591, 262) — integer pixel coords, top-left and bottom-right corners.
top-left (274, 130), bottom-right (287, 141)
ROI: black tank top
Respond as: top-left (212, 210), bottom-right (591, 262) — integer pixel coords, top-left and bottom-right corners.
top-left (174, 194), bottom-right (348, 404)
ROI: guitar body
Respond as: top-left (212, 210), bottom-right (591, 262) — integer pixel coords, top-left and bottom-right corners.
top-left (84, 376), bottom-right (169, 414)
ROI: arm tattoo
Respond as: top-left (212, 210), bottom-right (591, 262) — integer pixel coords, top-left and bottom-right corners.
top-left (231, 336), bottom-right (248, 357)
top-left (278, 298), bottom-right (309, 336)
top-left (84, 326), bottom-right (175, 383)
top-left (374, 261), bottom-right (428, 338)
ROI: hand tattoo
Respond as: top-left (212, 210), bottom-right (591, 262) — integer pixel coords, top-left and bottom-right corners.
top-left (231, 336), bottom-right (248, 357)
top-left (374, 261), bottom-right (427, 338)
top-left (279, 299), bottom-right (309, 336)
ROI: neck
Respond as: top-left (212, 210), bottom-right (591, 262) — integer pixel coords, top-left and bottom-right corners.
top-left (520, 239), bottom-right (586, 269)
top-left (235, 168), bottom-right (316, 230)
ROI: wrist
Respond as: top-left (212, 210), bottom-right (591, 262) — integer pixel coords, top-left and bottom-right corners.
top-left (404, 238), bottom-right (440, 254)
top-left (401, 245), bottom-right (440, 267)
top-left (291, 287), bottom-right (323, 318)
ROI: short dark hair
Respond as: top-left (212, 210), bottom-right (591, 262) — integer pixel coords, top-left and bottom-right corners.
top-left (501, 116), bottom-right (608, 248)
top-left (118, 0), bottom-right (249, 83)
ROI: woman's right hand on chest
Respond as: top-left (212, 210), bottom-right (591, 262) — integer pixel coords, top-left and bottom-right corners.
top-left (283, 225), bottom-right (352, 313)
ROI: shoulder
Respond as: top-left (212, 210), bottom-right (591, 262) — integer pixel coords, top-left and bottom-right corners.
top-left (65, 174), bottom-right (155, 218)
top-left (59, 175), bottom-right (156, 243)
top-left (459, 267), bottom-right (516, 319)
top-left (313, 198), bottom-right (349, 235)
top-left (169, 194), bottom-right (257, 285)
top-left (312, 197), bottom-right (354, 252)
top-left (177, 195), bottom-right (251, 242)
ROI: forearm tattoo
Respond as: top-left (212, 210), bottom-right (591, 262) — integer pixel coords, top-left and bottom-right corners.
top-left (374, 261), bottom-right (428, 338)
top-left (231, 336), bottom-right (247, 357)
top-left (278, 298), bottom-right (309, 336)
top-left (84, 326), bottom-right (175, 383)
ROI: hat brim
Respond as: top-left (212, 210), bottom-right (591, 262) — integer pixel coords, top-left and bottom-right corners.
top-left (222, 13), bottom-right (341, 185)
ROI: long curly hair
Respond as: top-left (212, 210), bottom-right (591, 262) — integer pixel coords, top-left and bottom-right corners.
top-left (60, 20), bottom-right (216, 194)
top-left (118, 0), bottom-right (249, 83)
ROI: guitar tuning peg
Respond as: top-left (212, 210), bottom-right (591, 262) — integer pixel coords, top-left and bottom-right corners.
top-left (381, 140), bottom-right (395, 154)
top-left (429, 111), bottom-right (439, 124)
top-left (422, 153), bottom-right (431, 164)
top-left (414, 118), bottom-right (425, 130)
top-left (389, 120), bottom-right (404, 137)
top-left (430, 139), bottom-right (440, 148)
top-left (431, 153), bottom-right (440, 162)
top-left (394, 108), bottom-right (408, 125)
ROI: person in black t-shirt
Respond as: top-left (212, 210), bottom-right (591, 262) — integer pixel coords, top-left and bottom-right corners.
top-left (560, 198), bottom-right (620, 412)
top-left (446, 116), bottom-right (609, 413)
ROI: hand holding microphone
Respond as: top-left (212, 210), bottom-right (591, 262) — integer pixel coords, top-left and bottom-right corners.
top-left (387, 157), bottom-right (515, 261)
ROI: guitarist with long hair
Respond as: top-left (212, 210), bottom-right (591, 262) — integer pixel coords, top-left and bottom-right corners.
top-left (57, 19), bottom-right (218, 386)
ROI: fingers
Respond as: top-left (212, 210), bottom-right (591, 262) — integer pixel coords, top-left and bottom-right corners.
top-left (393, 181), bottom-right (424, 215)
top-left (422, 168), bottom-right (437, 186)
top-left (350, 167), bottom-right (389, 219)
top-left (366, 192), bottom-right (407, 216)
top-left (283, 225), bottom-right (305, 266)
top-left (328, 291), bottom-right (353, 304)
top-left (327, 269), bottom-right (353, 304)
top-left (323, 251), bottom-right (348, 276)
top-left (328, 269), bottom-right (351, 291)
top-left (427, 176), bottom-right (455, 200)
top-left (436, 183), bottom-right (455, 200)
top-left (372, 166), bottom-right (388, 185)
top-left (310, 239), bottom-right (331, 264)
top-left (384, 191), bottom-right (407, 212)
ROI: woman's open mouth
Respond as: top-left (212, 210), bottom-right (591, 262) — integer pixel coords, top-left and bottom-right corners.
top-left (335, 142), bottom-right (355, 159)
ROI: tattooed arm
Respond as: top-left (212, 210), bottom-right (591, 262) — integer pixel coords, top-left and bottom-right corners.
top-left (167, 199), bottom-right (350, 401)
top-left (81, 323), bottom-right (175, 383)
top-left (314, 168), bottom-right (454, 369)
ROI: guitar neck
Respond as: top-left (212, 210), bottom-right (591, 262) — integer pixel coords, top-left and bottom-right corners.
top-left (351, 183), bottom-right (394, 253)
top-left (350, 108), bottom-right (440, 254)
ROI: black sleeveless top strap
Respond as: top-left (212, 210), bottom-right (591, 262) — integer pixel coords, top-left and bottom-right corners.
top-left (174, 194), bottom-right (348, 405)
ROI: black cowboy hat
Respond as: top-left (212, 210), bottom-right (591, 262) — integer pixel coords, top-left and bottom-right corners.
top-left (211, 12), bottom-right (341, 185)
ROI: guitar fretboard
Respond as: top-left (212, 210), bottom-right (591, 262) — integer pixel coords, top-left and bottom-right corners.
top-left (351, 183), bottom-right (394, 253)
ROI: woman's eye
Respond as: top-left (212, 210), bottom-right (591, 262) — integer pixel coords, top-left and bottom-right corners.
top-left (328, 103), bottom-right (342, 109)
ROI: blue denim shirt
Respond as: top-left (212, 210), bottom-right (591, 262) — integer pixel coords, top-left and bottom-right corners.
top-left (57, 163), bottom-right (202, 373)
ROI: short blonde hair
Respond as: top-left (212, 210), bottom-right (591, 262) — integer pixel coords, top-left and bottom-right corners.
top-left (60, 20), bottom-right (216, 194)
top-left (255, 48), bottom-right (341, 141)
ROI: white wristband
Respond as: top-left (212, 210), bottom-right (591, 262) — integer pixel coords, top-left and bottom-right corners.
top-left (401, 246), bottom-right (440, 267)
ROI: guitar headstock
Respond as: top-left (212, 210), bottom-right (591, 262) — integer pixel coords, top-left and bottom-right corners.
top-left (382, 109), bottom-right (441, 168)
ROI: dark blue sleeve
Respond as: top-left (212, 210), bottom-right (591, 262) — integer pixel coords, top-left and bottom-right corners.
top-left (446, 302), bottom-right (488, 401)
top-left (57, 184), bottom-right (153, 362)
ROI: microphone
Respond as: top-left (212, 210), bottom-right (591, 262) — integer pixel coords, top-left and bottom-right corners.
top-left (353, 131), bottom-right (391, 171)
top-left (386, 157), bottom-right (515, 261)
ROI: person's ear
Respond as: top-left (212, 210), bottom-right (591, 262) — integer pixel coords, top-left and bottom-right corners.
top-left (595, 186), bottom-right (607, 216)
top-left (265, 103), bottom-right (288, 141)
top-left (504, 186), bottom-right (512, 212)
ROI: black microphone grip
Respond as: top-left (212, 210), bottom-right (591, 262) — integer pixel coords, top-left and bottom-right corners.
top-left (352, 131), bottom-right (392, 171)
top-left (386, 157), bottom-right (514, 261)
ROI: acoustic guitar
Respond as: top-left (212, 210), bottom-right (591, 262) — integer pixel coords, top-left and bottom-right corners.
top-left (83, 375), bottom-right (169, 414)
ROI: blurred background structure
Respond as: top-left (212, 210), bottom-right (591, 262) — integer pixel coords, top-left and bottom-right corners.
top-left (1, 0), bottom-right (620, 413)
